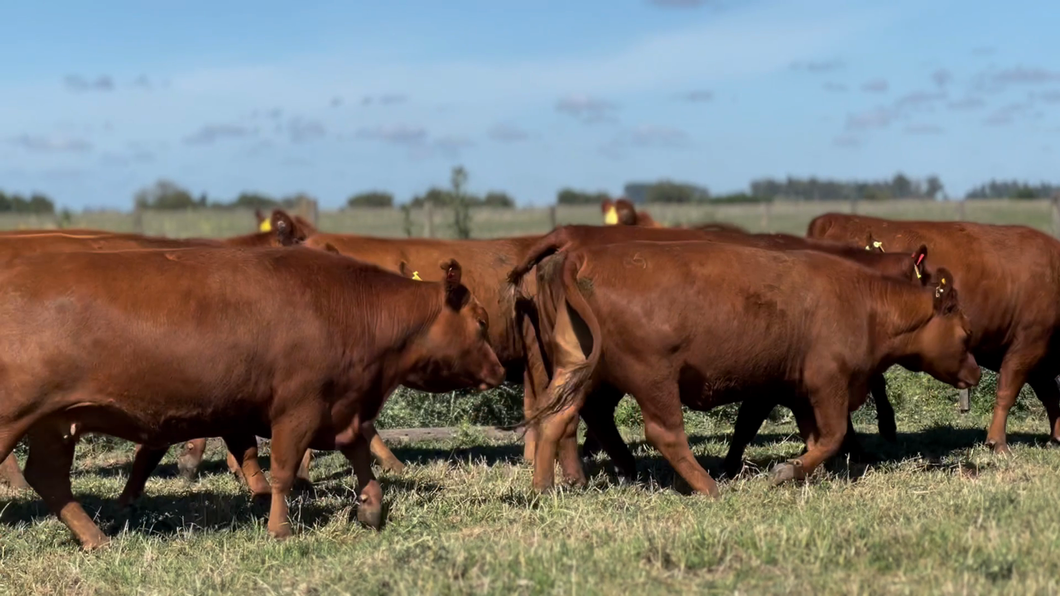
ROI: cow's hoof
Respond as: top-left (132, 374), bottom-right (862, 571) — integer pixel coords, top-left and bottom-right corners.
top-left (988, 441), bottom-right (1012, 456)
top-left (80, 534), bottom-right (112, 552)
top-left (357, 505), bottom-right (383, 530)
top-left (268, 523), bottom-right (292, 540)
top-left (380, 459), bottom-right (406, 475)
top-left (770, 462), bottom-right (800, 485)
top-left (176, 461), bottom-right (198, 483)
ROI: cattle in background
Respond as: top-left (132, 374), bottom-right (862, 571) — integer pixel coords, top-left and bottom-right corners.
top-left (808, 213), bottom-right (1060, 453)
top-left (254, 208), bottom-right (317, 236)
top-left (512, 239), bottom-right (978, 494)
top-left (507, 224), bottom-right (930, 481)
top-left (0, 247), bottom-right (504, 549)
top-left (601, 198), bottom-right (659, 227)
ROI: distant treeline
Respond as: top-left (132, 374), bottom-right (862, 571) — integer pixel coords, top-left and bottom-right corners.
top-left (0, 190), bottom-right (56, 214)
top-left (125, 174), bottom-right (1060, 213)
top-left (965, 180), bottom-right (1060, 200)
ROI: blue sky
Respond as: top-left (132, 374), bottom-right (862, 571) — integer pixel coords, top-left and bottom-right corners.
top-left (1, 0), bottom-right (1058, 209)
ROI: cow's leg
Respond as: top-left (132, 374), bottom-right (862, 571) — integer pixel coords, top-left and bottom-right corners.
top-left (869, 373), bottom-right (897, 442)
top-left (341, 430), bottom-right (383, 530)
top-left (987, 349), bottom-right (1042, 454)
top-left (23, 424), bottom-right (109, 550)
top-left (117, 444), bottom-right (169, 507)
top-left (265, 416), bottom-right (316, 540)
top-left (0, 452), bottom-right (28, 490)
top-left (295, 449), bottom-right (313, 489)
top-left (722, 399), bottom-right (777, 478)
top-left (579, 386), bottom-right (637, 482)
top-left (366, 422), bottom-right (404, 474)
top-left (522, 368), bottom-right (541, 464)
top-left (772, 385), bottom-right (849, 485)
top-left (175, 438), bottom-right (208, 481)
top-left (637, 385), bottom-right (719, 497)
top-left (1028, 373), bottom-right (1060, 446)
top-left (222, 434), bottom-right (271, 500)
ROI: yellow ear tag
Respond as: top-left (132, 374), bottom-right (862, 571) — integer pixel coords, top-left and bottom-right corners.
top-left (604, 206), bottom-right (618, 225)
top-left (914, 266), bottom-right (922, 280)
top-left (412, 271), bottom-right (422, 281)
top-left (259, 219), bottom-right (272, 232)
top-left (872, 241), bottom-right (884, 252)
top-left (935, 278), bottom-right (946, 298)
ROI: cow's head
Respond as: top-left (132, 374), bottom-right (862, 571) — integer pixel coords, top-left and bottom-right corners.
top-left (270, 210), bottom-right (314, 246)
top-left (905, 267), bottom-right (980, 389)
top-left (403, 259), bottom-right (505, 392)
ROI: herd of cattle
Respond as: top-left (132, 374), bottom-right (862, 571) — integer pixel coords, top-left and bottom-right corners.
top-left (1, 197), bottom-right (1059, 551)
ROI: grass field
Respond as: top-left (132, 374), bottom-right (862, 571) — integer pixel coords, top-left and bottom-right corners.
top-left (2, 198), bottom-right (1058, 239)
top-left (3, 370), bottom-right (1060, 595)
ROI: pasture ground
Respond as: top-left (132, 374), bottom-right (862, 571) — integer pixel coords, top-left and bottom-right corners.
top-left (2, 371), bottom-right (1060, 595)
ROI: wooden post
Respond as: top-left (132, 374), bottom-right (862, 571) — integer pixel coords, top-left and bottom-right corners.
top-left (133, 204), bottom-right (144, 234)
top-left (1052, 194), bottom-right (1060, 238)
top-left (958, 388), bottom-right (971, 413)
top-left (548, 205), bottom-right (557, 230)
top-left (425, 202), bottom-right (435, 238)
top-left (849, 197), bottom-right (857, 215)
top-left (760, 201), bottom-right (772, 232)
top-left (956, 199), bottom-right (966, 221)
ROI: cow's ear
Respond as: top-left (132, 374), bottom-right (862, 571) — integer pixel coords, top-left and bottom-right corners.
top-left (911, 244), bottom-right (928, 283)
top-left (272, 210), bottom-right (298, 246)
top-left (439, 259), bottom-right (468, 310)
top-left (322, 242), bottom-right (340, 255)
top-left (932, 267), bottom-right (959, 314)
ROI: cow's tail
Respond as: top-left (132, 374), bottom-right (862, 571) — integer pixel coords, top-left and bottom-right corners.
top-left (520, 251), bottom-right (601, 428)
top-left (505, 227), bottom-right (573, 293)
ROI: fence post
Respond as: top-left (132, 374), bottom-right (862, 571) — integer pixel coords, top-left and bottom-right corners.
top-left (425, 202), bottom-right (435, 238)
top-left (956, 199), bottom-right (966, 221)
top-left (849, 197), bottom-right (857, 215)
top-left (1052, 194), bottom-right (1060, 237)
top-left (958, 388), bottom-right (971, 413)
top-left (548, 205), bottom-right (557, 230)
top-left (760, 201), bottom-right (772, 232)
top-left (133, 204), bottom-right (144, 234)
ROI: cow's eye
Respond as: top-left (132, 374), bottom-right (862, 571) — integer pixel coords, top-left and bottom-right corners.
top-left (477, 319), bottom-right (487, 330)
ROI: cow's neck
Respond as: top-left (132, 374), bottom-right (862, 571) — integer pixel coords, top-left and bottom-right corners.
top-left (868, 279), bottom-right (935, 368)
top-left (341, 280), bottom-right (443, 394)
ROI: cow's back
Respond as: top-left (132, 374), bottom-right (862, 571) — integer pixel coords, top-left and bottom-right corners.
top-left (0, 248), bottom-right (373, 439)
top-left (809, 214), bottom-right (1060, 358)
top-left (559, 242), bottom-right (871, 406)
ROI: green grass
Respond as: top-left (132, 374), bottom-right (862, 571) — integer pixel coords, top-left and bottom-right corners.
top-left (2, 198), bottom-right (1057, 239)
top-left (3, 370), bottom-right (1060, 595)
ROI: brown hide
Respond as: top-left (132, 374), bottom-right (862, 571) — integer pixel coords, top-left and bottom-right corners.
top-left (808, 212), bottom-right (1060, 452)
top-left (508, 224), bottom-right (929, 479)
top-left (304, 233), bottom-right (544, 371)
top-left (521, 240), bottom-right (979, 493)
top-left (0, 246), bottom-right (503, 548)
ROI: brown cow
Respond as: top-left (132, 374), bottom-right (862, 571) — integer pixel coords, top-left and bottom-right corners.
top-left (809, 213), bottom-right (1060, 453)
top-left (508, 224), bottom-right (930, 481)
top-left (0, 210), bottom-right (319, 493)
top-left (301, 233), bottom-right (549, 457)
top-left (254, 208), bottom-right (318, 236)
top-left (0, 247), bottom-right (505, 549)
top-left (513, 239), bottom-right (979, 494)
top-left (601, 198), bottom-right (659, 227)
